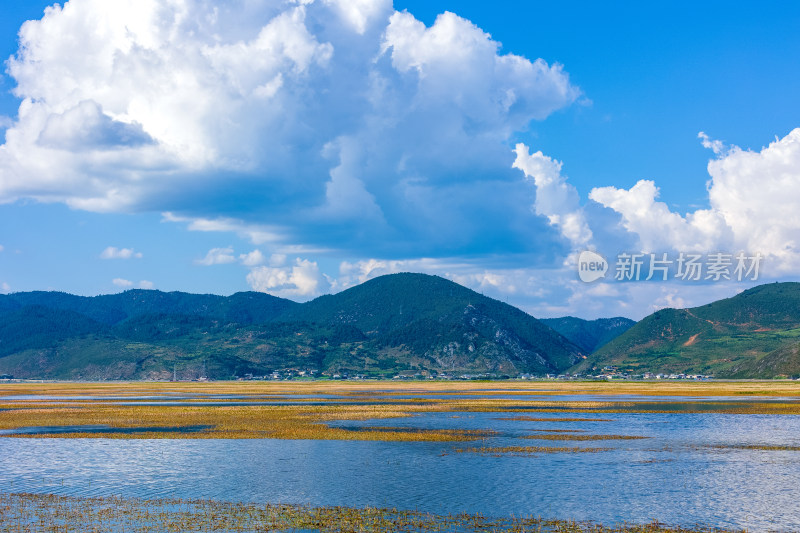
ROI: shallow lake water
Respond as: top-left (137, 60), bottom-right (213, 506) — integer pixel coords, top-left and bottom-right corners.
top-left (2, 397), bottom-right (800, 532)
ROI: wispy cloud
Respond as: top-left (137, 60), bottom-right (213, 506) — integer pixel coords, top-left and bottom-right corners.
top-left (196, 247), bottom-right (236, 266)
top-left (100, 247), bottom-right (142, 260)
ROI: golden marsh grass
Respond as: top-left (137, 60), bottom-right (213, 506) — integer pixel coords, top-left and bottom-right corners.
top-left (0, 492), bottom-right (742, 533)
top-left (1, 381), bottom-right (799, 441)
top-left (0, 403), bottom-right (493, 441)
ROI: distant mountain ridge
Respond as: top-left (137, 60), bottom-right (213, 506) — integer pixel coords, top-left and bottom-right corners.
top-left (3, 278), bottom-right (797, 380)
top-left (540, 316), bottom-right (636, 353)
top-left (0, 290), bottom-right (297, 326)
top-left (0, 273), bottom-right (583, 380)
top-left (575, 282), bottom-right (800, 377)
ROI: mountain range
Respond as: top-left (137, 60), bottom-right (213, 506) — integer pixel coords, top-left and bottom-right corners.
top-left (0, 273), bottom-right (588, 380)
top-left (1, 275), bottom-right (798, 380)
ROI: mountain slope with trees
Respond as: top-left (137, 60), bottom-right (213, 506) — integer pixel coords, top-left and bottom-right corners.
top-left (0, 274), bottom-right (583, 380)
top-left (572, 283), bottom-right (800, 377)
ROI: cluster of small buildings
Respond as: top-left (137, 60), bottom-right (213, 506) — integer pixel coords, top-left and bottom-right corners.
top-left (583, 367), bottom-right (712, 381)
top-left (392, 373), bottom-right (505, 380)
top-left (232, 367), bottom-right (716, 381)
top-left (238, 369), bottom-right (320, 381)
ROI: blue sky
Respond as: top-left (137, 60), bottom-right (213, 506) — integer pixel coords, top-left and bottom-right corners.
top-left (1, 0), bottom-right (799, 319)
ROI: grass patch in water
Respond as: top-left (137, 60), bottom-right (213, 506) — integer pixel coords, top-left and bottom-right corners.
top-left (495, 416), bottom-right (616, 422)
top-left (0, 492), bottom-right (740, 532)
top-left (0, 403), bottom-right (490, 441)
top-left (525, 428), bottom-right (585, 433)
top-left (522, 433), bottom-right (649, 441)
top-left (454, 445), bottom-right (612, 456)
top-left (707, 444), bottom-right (800, 451)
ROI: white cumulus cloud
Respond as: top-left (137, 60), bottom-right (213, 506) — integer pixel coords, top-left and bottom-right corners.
top-left (112, 278), bottom-right (133, 288)
top-left (335, 257), bottom-right (552, 302)
top-left (139, 280), bottom-right (155, 289)
top-left (1, 0), bottom-right (579, 258)
top-left (324, 0), bottom-right (391, 34)
top-left (589, 180), bottom-right (732, 254)
top-left (239, 250), bottom-right (266, 267)
top-left (382, 11), bottom-right (577, 126)
top-left (706, 128), bottom-right (800, 272)
top-left (588, 129), bottom-right (800, 272)
top-left (513, 143), bottom-right (592, 249)
top-left (196, 247), bottom-right (236, 266)
top-left (246, 257), bottom-right (330, 299)
top-left (100, 246), bottom-right (143, 259)
top-left (336, 257), bottom-right (452, 289)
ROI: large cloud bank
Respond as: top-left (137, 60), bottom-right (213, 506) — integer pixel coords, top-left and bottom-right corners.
top-left (1, 0), bottom-right (579, 258)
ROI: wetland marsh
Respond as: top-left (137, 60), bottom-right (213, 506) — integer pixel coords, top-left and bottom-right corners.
top-left (1, 381), bottom-right (799, 531)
